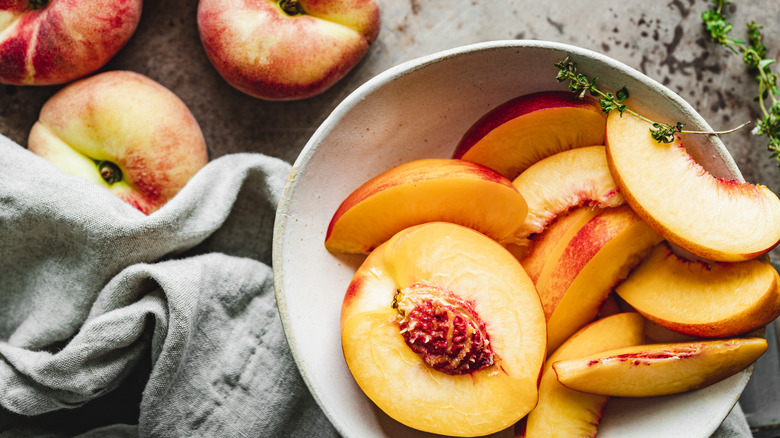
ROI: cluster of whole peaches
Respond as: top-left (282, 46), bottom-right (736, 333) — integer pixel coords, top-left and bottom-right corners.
top-left (2, 0), bottom-right (380, 213)
top-left (327, 91), bottom-right (780, 437)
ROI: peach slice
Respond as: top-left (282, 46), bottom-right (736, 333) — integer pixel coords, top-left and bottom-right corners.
top-left (517, 206), bottom-right (602, 283)
top-left (512, 145), bottom-right (624, 246)
top-left (341, 222), bottom-right (546, 436)
top-left (536, 205), bottom-right (663, 352)
top-left (616, 243), bottom-right (780, 338)
top-left (453, 91), bottom-right (607, 180)
top-left (605, 111), bottom-right (780, 262)
top-left (517, 312), bottom-right (645, 438)
top-left (325, 158), bottom-right (528, 254)
top-left (552, 338), bottom-right (768, 397)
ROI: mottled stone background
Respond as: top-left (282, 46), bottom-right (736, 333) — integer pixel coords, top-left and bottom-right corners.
top-left (1, 0), bottom-right (779, 434)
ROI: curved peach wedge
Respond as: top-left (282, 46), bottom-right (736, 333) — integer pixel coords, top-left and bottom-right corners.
top-left (517, 312), bottom-right (645, 438)
top-left (512, 145), bottom-right (624, 245)
top-left (616, 243), bottom-right (780, 338)
top-left (605, 111), bottom-right (780, 262)
top-left (536, 205), bottom-right (663, 352)
top-left (325, 158), bottom-right (528, 254)
top-left (552, 338), bottom-right (768, 397)
top-left (341, 222), bottom-right (546, 436)
top-left (454, 91), bottom-right (607, 180)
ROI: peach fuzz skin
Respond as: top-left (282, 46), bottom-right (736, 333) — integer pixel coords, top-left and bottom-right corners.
top-left (552, 338), bottom-right (768, 397)
top-left (28, 71), bottom-right (208, 215)
top-left (616, 243), bottom-right (780, 338)
top-left (605, 111), bottom-right (780, 262)
top-left (453, 91), bottom-right (607, 180)
top-left (197, 0), bottom-right (380, 100)
top-left (516, 312), bottom-right (645, 438)
top-left (0, 0), bottom-right (142, 85)
top-left (325, 158), bottom-right (528, 254)
top-left (341, 222), bottom-right (546, 437)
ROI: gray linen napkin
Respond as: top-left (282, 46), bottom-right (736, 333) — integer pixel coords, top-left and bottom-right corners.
top-left (0, 134), bottom-right (338, 437)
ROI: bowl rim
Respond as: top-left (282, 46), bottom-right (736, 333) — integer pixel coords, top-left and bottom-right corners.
top-left (272, 39), bottom-right (749, 437)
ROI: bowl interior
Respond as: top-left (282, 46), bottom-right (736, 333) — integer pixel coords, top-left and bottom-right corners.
top-left (273, 40), bottom-right (749, 438)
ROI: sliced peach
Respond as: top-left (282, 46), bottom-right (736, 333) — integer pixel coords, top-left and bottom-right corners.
top-left (341, 222), bottom-right (546, 436)
top-left (517, 312), bottom-right (644, 438)
top-left (517, 206), bottom-right (603, 282)
top-left (454, 91), bottom-right (607, 180)
top-left (605, 111), bottom-right (780, 262)
top-left (325, 158), bottom-right (528, 254)
top-left (512, 145), bottom-right (624, 246)
top-left (536, 205), bottom-right (663, 352)
top-left (616, 243), bottom-right (780, 338)
top-left (552, 338), bottom-right (768, 397)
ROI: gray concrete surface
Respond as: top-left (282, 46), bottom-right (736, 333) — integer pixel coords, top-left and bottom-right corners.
top-left (1, 0), bottom-right (779, 434)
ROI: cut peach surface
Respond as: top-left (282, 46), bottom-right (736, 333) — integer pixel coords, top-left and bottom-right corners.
top-left (516, 312), bottom-right (645, 438)
top-left (552, 338), bottom-right (768, 397)
top-left (616, 243), bottom-right (780, 338)
top-left (605, 111), bottom-right (780, 262)
top-left (453, 91), bottom-right (607, 180)
top-left (518, 206), bottom-right (603, 282)
top-left (536, 205), bottom-right (663, 352)
top-left (325, 158), bottom-right (528, 254)
top-left (511, 145), bottom-right (624, 245)
top-left (341, 222), bottom-right (546, 437)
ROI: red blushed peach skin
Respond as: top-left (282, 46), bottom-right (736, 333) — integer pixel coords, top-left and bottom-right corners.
top-left (0, 0), bottom-right (142, 85)
top-left (453, 91), bottom-right (607, 180)
top-left (511, 145), bottom-right (624, 246)
top-left (605, 111), bottom-right (780, 262)
top-left (516, 312), bottom-right (645, 438)
top-left (341, 222), bottom-right (546, 437)
top-left (552, 338), bottom-right (768, 397)
top-left (517, 206), bottom-right (603, 283)
top-left (537, 205), bottom-right (663, 353)
top-left (325, 158), bottom-right (528, 254)
top-left (616, 243), bottom-right (780, 338)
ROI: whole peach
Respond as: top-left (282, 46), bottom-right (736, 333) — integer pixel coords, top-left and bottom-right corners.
top-left (0, 0), bottom-right (143, 86)
top-left (197, 0), bottom-right (380, 100)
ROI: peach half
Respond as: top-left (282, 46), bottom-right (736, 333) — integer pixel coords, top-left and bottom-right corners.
top-left (453, 91), bottom-right (607, 180)
top-left (340, 222), bottom-right (546, 436)
top-left (605, 111), bottom-right (780, 262)
top-left (552, 338), bottom-right (768, 397)
top-left (536, 205), bottom-right (663, 352)
top-left (325, 158), bottom-right (528, 254)
top-left (517, 312), bottom-right (645, 438)
top-left (511, 145), bottom-right (625, 246)
top-left (616, 243), bottom-right (780, 338)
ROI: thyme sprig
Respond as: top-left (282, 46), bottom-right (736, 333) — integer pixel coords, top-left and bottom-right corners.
top-left (554, 57), bottom-right (747, 143)
top-left (702, 0), bottom-right (780, 168)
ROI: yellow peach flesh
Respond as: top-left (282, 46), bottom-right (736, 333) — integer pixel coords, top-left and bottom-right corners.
top-left (616, 244), bottom-right (780, 338)
top-left (605, 111), bottom-right (780, 262)
top-left (518, 312), bottom-right (645, 438)
top-left (325, 159), bottom-right (528, 254)
top-left (512, 145), bottom-right (624, 245)
top-left (341, 222), bottom-right (546, 436)
top-left (552, 338), bottom-right (768, 397)
top-left (537, 205), bottom-right (663, 352)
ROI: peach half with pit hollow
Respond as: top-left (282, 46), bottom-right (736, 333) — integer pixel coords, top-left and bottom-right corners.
top-left (605, 111), bottom-right (780, 262)
top-left (516, 312), bottom-right (645, 438)
top-left (511, 145), bottom-right (624, 247)
top-left (453, 91), bottom-right (607, 180)
top-left (325, 158), bottom-right (528, 254)
top-left (552, 337), bottom-right (768, 397)
top-left (340, 222), bottom-right (546, 437)
top-left (616, 243), bottom-right (780, 338)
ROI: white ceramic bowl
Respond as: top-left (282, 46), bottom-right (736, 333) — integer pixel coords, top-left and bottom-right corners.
top-left (273, 40), bottom-right (751, 438)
